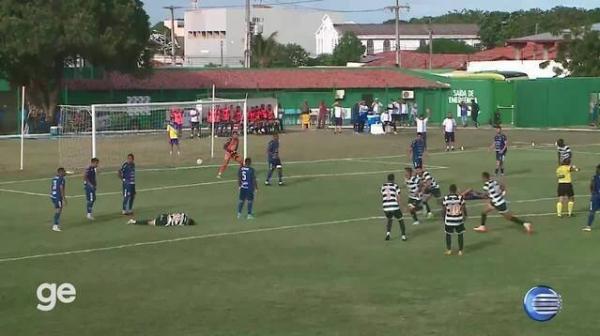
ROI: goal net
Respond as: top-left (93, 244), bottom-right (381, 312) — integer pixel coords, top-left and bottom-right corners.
top-left (57, 98), bottom-right (250, 170)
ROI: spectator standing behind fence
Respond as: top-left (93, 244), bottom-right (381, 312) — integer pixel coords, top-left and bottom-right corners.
top-left (416, 108), bottom-right (430, 149)
top-left (332, 101), bottom-right (343, 135)
top-left (410, 103), bottom-right (419, 126)
top-left (400, 100), bottom-right (409, 126)
top-left (459, 101), bottom-right (468, 127)
top-left (189, 107), bottom-right (201, 138)
top-left (351, 101), bottom-right (359, 134)
top-left (372, 98), bottom-right (382, 115)
top-left (358, 101), bottom-right (369, 133)
top-left (381, 102), bottom-right (392, 134)
top-left (391, 99), bottom-right (400, 134)
top-left (471, 99), bottom-right (480, 128)
top-left (300, 100), bottom-right (310, 130)
top-left (318, 101), bottom-right (328, 129)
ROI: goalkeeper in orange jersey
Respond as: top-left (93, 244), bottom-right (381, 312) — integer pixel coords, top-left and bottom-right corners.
top-left (217, 132), bottom-right (243, 178)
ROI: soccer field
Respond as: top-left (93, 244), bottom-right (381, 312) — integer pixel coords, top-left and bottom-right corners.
top-left (1, 128), bottom-right (599, 335)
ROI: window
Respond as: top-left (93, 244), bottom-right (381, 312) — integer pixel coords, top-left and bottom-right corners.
top-left (366, 40), bottom-right (374, 55)
top-left (383, 40), bottom-right (391, 52)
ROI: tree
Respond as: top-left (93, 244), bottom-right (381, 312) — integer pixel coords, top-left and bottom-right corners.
top-left (555, 29), bottom-right (600, 76)
top-left (251, 32), bottom-right (280, 68)
top-left (416, 39), bottom-right (477, 54)
top-left (274, 43), bottom-right (310, 67)
top-left (331, 32), bottom-right (366, 66)
top-left (0, 0), bottom-right (151, 119)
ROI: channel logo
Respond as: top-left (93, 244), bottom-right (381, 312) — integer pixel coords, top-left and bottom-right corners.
top-left (523, 285), bottom-right (562, 322)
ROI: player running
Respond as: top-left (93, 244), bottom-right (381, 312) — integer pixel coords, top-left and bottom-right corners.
top-left (127, 213), bottom-right (196, 226)
top-left (238, 158), bottom-right (258, 219)
top-left (265, 133), bottom-right (284, 186)
top-left (50, 167), bottom-right (67, 232)
top-left (84, 158), bottom-right (99, 220)
top-left (119, 153), bottom-right (136, 215)
top-left (404, 167), bottom-right (423, 225)
top-left (381, 174), bottom-right (407, 241)
top-left (556, 158), bottom-right (578, 217)
top-left (583, 164), bottom-right (600, 231)
top-left (408, 133), bottom-right (426, 169)
top-left (167, 121), bottom-right (181, 156)
top-left (417, 167), bottom-right (441, 218)
top-left (492, 126), bottom-right (508, 176)
top-left (217, 132), bottom-right (243, 179)
top-left (442, 184), bottom-right (466, 256)
top-left (472, 172), bottom-right (532, 233)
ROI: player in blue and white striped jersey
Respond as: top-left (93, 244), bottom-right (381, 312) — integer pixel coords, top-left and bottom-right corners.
top-left (381, 174), bottom-right (407, 241)
top-left (473, 172), bottom-right (532, 233)
top-left (442, 184), bottom-right (466, 256)
top-left (556, 139), bottom-right (575, 167)
top-left (404, 167), bottom-right (423, 225)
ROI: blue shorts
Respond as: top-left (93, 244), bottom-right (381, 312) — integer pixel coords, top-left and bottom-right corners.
top-left (496, 151), bottom-right (506, 162)
top-left (123, 184), bottom-right (136, 197)
top-left (269, 157), bottom-right (282, 169)
top-left (413, 157), bottom-right (423, 169)
top-left (85, 185), bottom-right (96, 203)
top-left (170, 138), bottom-right (179, 145)
top-left (239, 188), bottom-right (255, 201)
top-left (50, 197), bottom-right (63, 209)
top-left (590, 197), bottom-right (600, 212)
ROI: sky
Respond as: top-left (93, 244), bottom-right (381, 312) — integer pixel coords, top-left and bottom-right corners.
top-left (144, 0), bottom-right (599, 25)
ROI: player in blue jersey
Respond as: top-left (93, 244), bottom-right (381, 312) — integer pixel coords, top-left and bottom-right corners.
top-left (238, 158), bottom-right (258, 219)
top-left (118, 153), bottom-right (136, 215)
top-left (583, 164), bottom-right (600, 231)
top-left (265, 133), bottom-right (284, 186)
top-left (491, 126), bottom-right (508, 176)
top-left (50, 168), bottom-right (67, 232)
top-left (84, 158), bottom-right (99, 220)
top-left (408, 133), bottom-right (426, 169)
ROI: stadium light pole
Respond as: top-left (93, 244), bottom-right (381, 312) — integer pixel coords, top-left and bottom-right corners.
top-left (164, 5), bottom-right (182, 66)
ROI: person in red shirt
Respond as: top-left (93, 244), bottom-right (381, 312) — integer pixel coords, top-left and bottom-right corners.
top-left (217, 132), bottom-right (243, 178)
top-left (233, 105), bottom-right (243, 133)
top-left (258, 104), bottom-right (269, 134)
top-left (249, 106), bottom-right (258, 134)
top-left (219, 105), bottom-right (231, 136)
top-left (170, 107), bottom-right (184, 137)
top-left (208, 105), bottom-right (221, 137)
top-left (266, 104), bottom-right (277, 133)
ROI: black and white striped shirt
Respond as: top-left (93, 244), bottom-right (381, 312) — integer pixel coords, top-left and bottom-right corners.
top-left (405, 176), bottom-right (421, 200)
top-left (421, 171), bottom-right (439, 190)
top-left (381, 182), bottom-right (400, 212)
top-left (483, 179), bottom-right (505, 206)
top-left (557, 145), bottom-right (572, 162)
top-left (443, 194), bottom-right (465, 226)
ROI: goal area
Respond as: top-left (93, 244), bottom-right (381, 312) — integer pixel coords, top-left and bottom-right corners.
top-left (56, 98), bottom-right (249, 170)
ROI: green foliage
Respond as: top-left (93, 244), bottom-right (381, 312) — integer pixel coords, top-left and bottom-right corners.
top-left (556, 29), bottom-right (600, 77)
top-left (331, 32), bottom-right (366, 66)
top-left (151, 22), bottom-right (170, 35)
top-left (274, 44), bottom-right (311, 67)
top-left (416, 39), bottom-right (477, 54)
top-left (251, 32), bottom-right (280, 68)
top-left (0, 0), bottom-right (151, 118)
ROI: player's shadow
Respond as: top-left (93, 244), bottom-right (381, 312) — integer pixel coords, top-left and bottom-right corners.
top-left (467, 236), bottom-right (502, 252)
top-left (259, 204), bottom-right (302, 217)
top-left (409, 222), bottom-right (441, 238)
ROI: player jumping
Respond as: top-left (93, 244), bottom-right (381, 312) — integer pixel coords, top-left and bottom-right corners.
top-left (265, 133), bottom-right (284, 186)
top-left (84, 158), bottom-right (99, 220)
top-left (404, 167), bottom-right (423, 225)
top-left (583, 164), bottom-right (600, 231)
top-left (217, 132), bottom-right (243, 179)
top-left (119, 153), bottom-right (136, 215)
top-left (472, 172), bottom-right (532, 233)
top-left (238, 158), bottom-right (258, 219)
top-left (381, 173), bottom-right (407, 241)
top-left (492, 126), bottom-right (507, 176)
top-left (442, 184), bottom-right (466, 256)
top-left (128, 213), bottom-right (196, 226)
top-left (556, 158), bottom-right (578, 217)
top-left (50, 167), bottom-right (67, 232)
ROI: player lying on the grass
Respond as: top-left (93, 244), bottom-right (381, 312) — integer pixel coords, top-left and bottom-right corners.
top-left (50, 167), bottom-right (67, 232)
top-left (217, 132), bottom-right (243, 179)
top-left (471, 172), bottom-right (532, 233)
top-left (556, 158), bottom-right (578, 217)
top-left (127, 213), bottom-right (196, 226)
top-left (381, 173), bottom-right (407, 241)
top-left (556, 138), bottom-right (573, 166)
top-left (583, 164), bottom-right (600, 232)
top-left (167, 120), bottom-right (181, 156)
top-left (84, 158), bottom-right (99, 220)
top-left (491, 126), bottom-right (508, 176)
top-left (238, 157), bottom-right (258, 219)
top-left (442, 184), bottom-right (466, 256)
top-left (265, 133), bottom-right (284, 186)
top-left (408, 133), bottom-right (426, 169)
top-left (119, 153), bottom-right (136, 215)
top-left (417, 167), bottom-right (441, 218)
top-left (404, 167), bottom-right (422, 225)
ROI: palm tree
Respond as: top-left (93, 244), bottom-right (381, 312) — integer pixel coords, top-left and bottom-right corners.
top-left (251, 32), bottom-right (279, 68)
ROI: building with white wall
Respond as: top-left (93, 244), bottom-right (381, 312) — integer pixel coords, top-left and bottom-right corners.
top-left (316, 17), bottom-right (480, 55)
top-left (163, 19), bottom-right (185, 38)
top-left (184, 6), bottom-right (342, 67)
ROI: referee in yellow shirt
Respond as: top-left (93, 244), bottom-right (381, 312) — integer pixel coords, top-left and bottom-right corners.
top-left (556, 158), bottom-right (578, 217)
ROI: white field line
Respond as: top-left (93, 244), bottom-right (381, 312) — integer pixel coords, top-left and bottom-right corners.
top-left (0, 209), bottom-right (589, 264)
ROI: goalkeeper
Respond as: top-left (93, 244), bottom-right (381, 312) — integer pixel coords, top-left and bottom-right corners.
top-left (127, 212), bottom-right (195, 226)
top-left (217, 132), bottom-right (244, 178)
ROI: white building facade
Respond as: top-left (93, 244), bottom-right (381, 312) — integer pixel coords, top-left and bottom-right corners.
top-left (316, 18), bottom-right (480, 55)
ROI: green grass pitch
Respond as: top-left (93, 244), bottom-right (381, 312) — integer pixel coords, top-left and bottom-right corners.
top-left (1, 128), bottom-right (599, 335)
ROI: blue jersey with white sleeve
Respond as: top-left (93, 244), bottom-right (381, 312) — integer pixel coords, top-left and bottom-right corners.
top-left (267, 139), bottom-right (279, 160)
top-left (239, 166), bottom-right (256, 192)
top-left (411, 138), bottom-right (425, 159)
top-left (120, 162), bottom-right (136, 185)
top-left (50, 175), bottom-right (65, 199)
top-left (84, 166), bottom-right (97, 188)
top-left (494, 134), bottom-right (507, 153)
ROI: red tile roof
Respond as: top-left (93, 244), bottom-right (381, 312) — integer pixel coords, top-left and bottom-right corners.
top-left (65, 68), bottom-right (447, 90)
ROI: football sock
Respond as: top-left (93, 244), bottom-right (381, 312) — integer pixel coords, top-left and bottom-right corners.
top-left (87, 201), bottom-right (93, 214)
top-left (266, 169), bottom-right (274, 182)
top-left (494, 168), bottom-right (499, 175)
top-left (568, 201), bottom-right (574, 215)
top-left (500, 168), bottom-right (505, 174)
top-left (237, 201), bottom-right (244, 214)
top-left (386, 218), bottom-right (393, 233)
top-left (556, 202), bottom-right (563, 216)
top-left (445, 233), bottom-right (452, 250)
top-left (277, 169), bottom-right (283, 182)
top-left (53, 212), bottom-right (60, 225)
top-left (424, 202), bottom-right (431, 213)
top-left (480, 213), bottom-right (487, 226)
top-left (247, 201), bottom-right (254, 215)
top-left (588, 211), bottom-right (595, 226)
top-left (458, 233), bottom-right (464, 251)
top-left (511, 216), bottom-right (525, 225)
top-left (411, 212), bottom-right (418, 221)
top-left (129, 194), bottom-right (135, 212)
top-left (399, 219), bottom-right (406, 235)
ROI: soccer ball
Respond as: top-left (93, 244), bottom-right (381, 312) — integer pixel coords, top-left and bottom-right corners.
top-left (196, 159), bottom-right (203, 165)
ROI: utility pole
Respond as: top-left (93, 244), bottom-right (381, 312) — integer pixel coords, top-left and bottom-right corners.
top-left (220, 40), bottom-right (224, 67)
top-left (386, 1), bottom-right (410, 67)
top-left (428, 17), bottom-right (433, 70)
top-left (163, 5), bottom-right (182, 66)
top-left (244, 0), bottom-right (251, 68)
